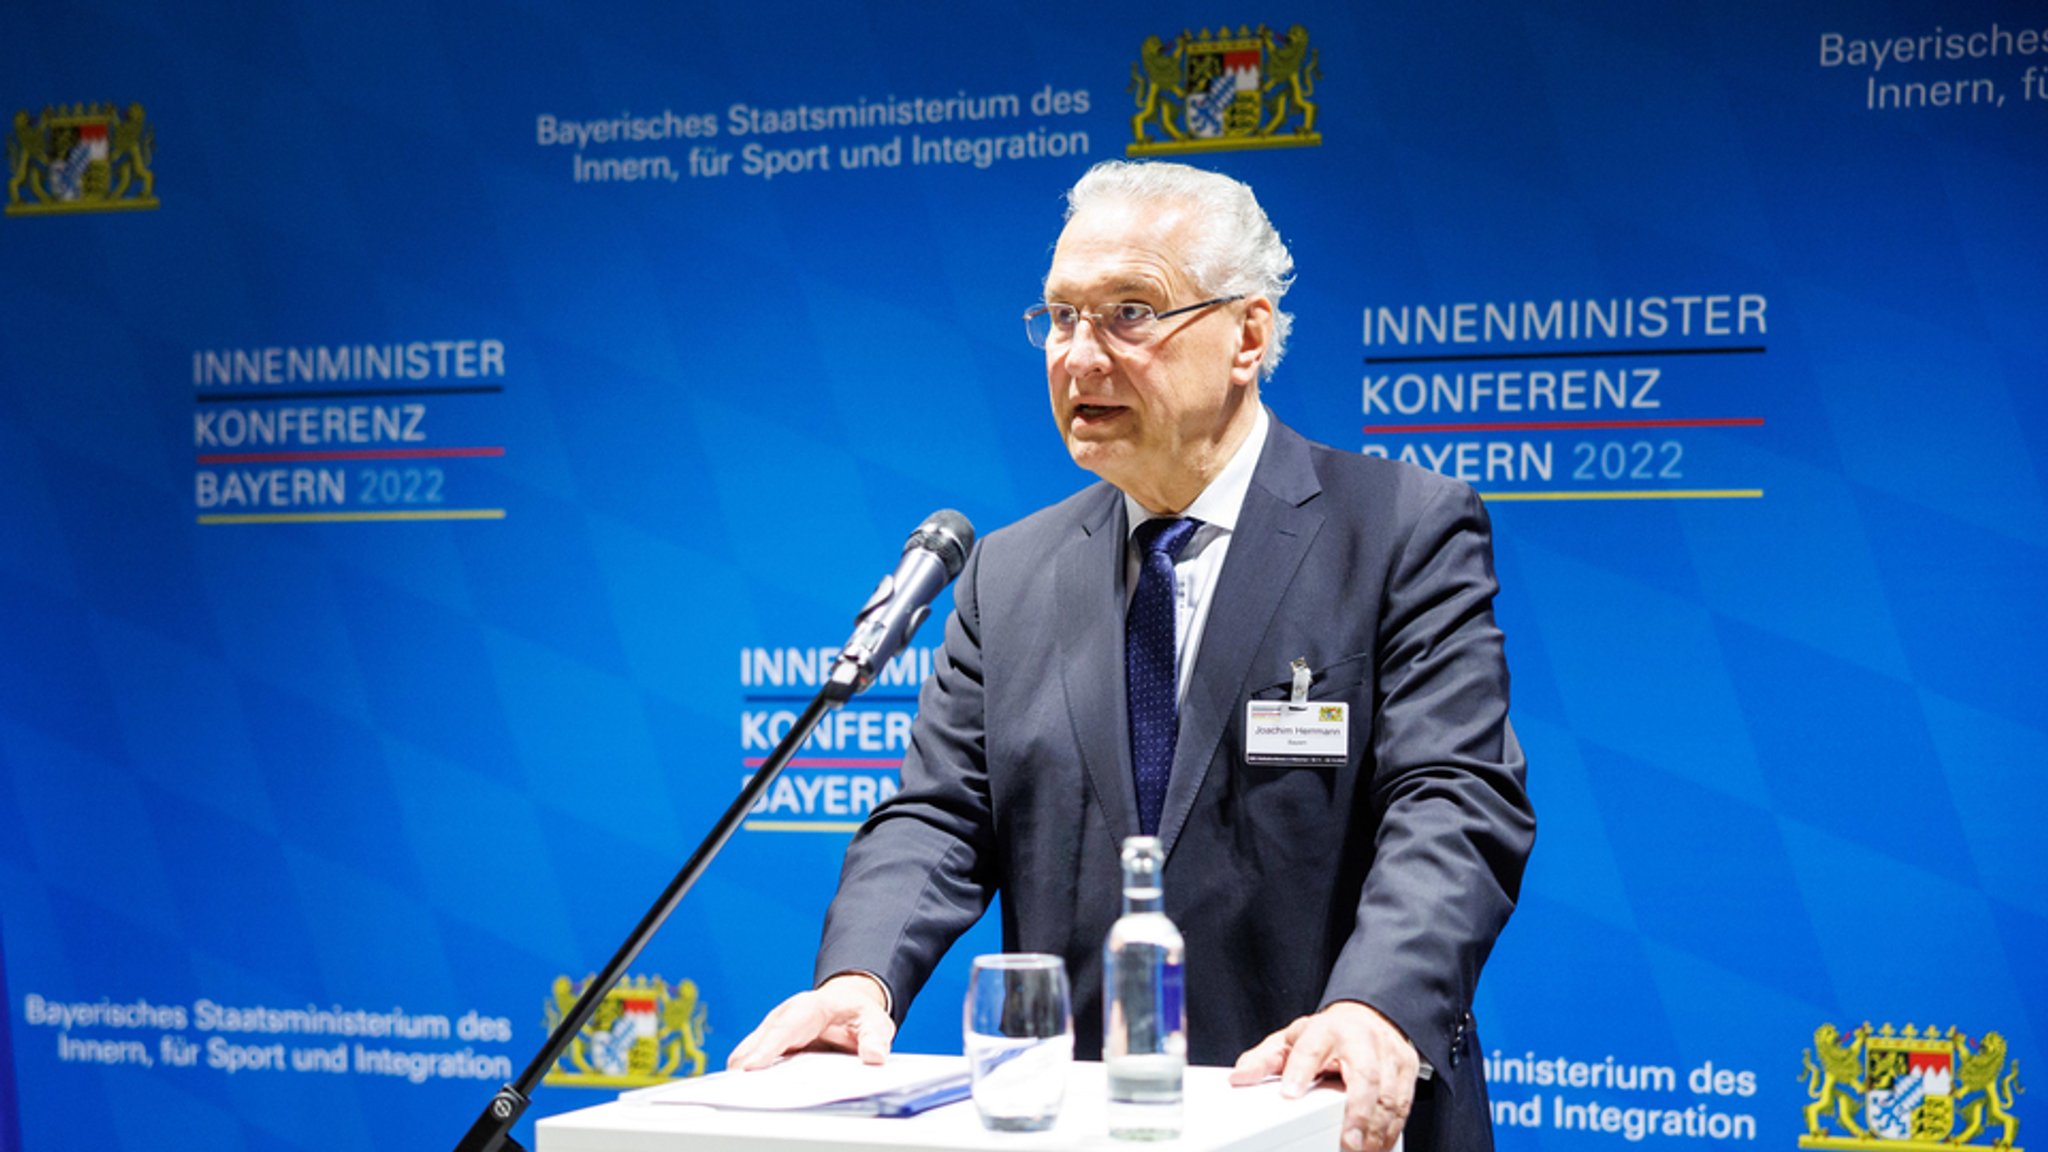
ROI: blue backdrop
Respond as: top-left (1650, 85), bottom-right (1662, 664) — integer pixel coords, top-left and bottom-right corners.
top-left (2, 1), bottom-right (2043, 1148)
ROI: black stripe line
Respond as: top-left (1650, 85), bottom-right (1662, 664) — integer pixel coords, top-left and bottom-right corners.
top-left (1364, 345), bottom-right (1766, 365)
top-left (744, 694), bottom-right (920, 704)
top-left (195, 385), bottom-right (506, 403)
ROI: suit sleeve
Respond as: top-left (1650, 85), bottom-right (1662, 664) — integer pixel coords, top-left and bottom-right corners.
top-left (1321, 479), bottom-right (1535, 1079)
top-left (812, 541), bottom-right (998, 1020)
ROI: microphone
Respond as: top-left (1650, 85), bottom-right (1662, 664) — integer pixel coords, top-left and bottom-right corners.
top-left (828, 509), bottom-right (975, 700)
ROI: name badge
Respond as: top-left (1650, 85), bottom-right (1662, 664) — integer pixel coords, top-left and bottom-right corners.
top-left (1243, 700), bottom-right (1348, 767)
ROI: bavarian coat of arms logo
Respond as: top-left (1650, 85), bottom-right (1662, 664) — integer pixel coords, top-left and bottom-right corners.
top-left (1127, 24), bottom-right (1322, 156)
top-left (7, 102), bottom-right (159, 215)
top-left (543, 973), bottom-right (709, 1088)
top-left (1801, 1022), bottom-right (2023, 1150)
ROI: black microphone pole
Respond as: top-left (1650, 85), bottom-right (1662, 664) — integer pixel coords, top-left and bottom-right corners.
top-left (452, 689), bottom-right (832, 1152)
top-left (454, 510), bottom-right (973, 1152)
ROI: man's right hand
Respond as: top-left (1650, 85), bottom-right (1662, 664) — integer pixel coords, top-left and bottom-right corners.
top-left (725, 972), bottom-right (896, 1071)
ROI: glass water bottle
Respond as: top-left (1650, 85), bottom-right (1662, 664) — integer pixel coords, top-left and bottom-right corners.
top-left (1103, 835), bottom-right (1185, 1140)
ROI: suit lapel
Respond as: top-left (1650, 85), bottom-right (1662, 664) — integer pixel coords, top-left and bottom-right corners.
top-left (1157, 420), bottom-right (1325, 857)
top-left (1057, 487), bottom-right (1140, 840)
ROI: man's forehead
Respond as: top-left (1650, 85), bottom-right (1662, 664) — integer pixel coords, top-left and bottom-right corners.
top-left (1045, 199), bottom-right (1197, 297)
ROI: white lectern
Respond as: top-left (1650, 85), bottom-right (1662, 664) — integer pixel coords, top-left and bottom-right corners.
top-left (536, 1055), bottom-right (1348, 1152)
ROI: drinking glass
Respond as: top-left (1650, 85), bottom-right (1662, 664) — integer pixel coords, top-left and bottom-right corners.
top-left (964, 953), bottom-right (1074, 1131)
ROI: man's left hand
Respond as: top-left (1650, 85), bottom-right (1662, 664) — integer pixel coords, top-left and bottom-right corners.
top-left (1228, 1001), bottom-right (1418, 1152)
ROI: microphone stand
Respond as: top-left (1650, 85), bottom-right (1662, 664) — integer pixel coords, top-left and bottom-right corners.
top-left (453, 662), bottom-right (868, 1152)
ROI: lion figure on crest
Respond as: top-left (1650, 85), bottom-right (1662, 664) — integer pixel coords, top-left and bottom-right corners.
top-left (1954, 1030), bottom-right (2023, 1150)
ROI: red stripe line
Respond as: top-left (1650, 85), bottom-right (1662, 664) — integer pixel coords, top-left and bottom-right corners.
top-left (196, 446), bottom-right (506, 465)
top-left (742, 758), bottom-right (902, 770)
top-left (1362, 418), bottom-right (1764, 434)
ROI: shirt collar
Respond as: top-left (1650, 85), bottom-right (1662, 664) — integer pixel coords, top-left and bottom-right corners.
top-left (1123, 404), bottom-right (1269, 540)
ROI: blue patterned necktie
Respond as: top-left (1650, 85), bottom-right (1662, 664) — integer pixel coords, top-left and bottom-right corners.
top-left (1126, 516), bottom-right (1203, 837)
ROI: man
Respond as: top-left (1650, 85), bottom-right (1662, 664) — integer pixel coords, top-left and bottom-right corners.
top-left (730, 160), bottom-right (1534, 1152)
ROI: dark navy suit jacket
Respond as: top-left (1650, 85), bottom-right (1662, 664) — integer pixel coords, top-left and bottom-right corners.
top-left (816, 415), bottom-right (1535, 1150)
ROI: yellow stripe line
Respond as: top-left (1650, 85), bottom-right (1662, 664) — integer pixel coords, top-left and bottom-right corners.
top-left (197, 509), bottom-right (508, 525)
top-left (743, 821), bottom-right (865, 833)
top-left (1479, 489), bottom-right (1764, 502)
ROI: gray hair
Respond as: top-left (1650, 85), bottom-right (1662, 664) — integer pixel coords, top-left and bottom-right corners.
top-left (1063, 160), bottom-right (1296, 379)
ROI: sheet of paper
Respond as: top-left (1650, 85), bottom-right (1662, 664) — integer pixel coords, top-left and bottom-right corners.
top-left (620, 1052), bottom-right (967, 1110)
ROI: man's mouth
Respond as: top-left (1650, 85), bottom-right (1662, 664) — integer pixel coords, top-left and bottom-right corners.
top-left (1074, 403), bottom-right (1125, 420)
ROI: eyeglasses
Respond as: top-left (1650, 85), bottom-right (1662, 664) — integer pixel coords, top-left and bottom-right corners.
top-left (1022, 295), bottom-right (1243, 349)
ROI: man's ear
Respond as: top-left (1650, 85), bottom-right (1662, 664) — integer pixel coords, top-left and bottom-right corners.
top-left (1232, 297), bottom-right (1275, 386)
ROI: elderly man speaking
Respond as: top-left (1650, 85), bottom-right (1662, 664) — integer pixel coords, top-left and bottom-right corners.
top-left (731, 160), bottom-right (1535, 1152)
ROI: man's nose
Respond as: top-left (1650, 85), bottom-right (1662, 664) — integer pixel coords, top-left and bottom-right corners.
top-left (1062, 317), bottom-right (1114, 375)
